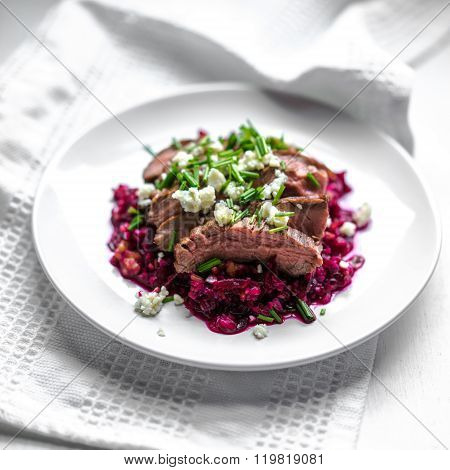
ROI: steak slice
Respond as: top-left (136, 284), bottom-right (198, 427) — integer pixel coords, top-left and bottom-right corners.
top-left (255, 152), bottom-right (330, 197)
top-left (154, 213), bottom-right (200, 251)
top-left (147, 188), bottom-right (181, 227)
top-left (174, 219), bottom-right (322, 276)
top-left (143, 139), bottom-right (192, 182)
top-left (276, 195), bottom-right (328, 240)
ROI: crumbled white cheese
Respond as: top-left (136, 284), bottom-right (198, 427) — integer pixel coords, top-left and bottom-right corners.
top-left (138, 183), bottom-right (155, 201)
top-left (257, 264), bottom-right (263, 273)
top-left (339, 260), bottom-right (349, 269)
top-left (199, 185), bottom-right (216, 212)
top-left (138, 199), bottom-right (152, 208)
top-left (207, 168), bottom-right (226, 191)
top-left (262, 169), bottom-right (288, 199)
top-left (253, 324), bottom-right (268, 340)
top-left (353, 202), bottom-right (371, 227)
top-left (160, 172), bottom-right (167, 181)
top-left (339, 221), bottom-right (356, 237)
top-left (157, 252), bottom-right (164, 260)
top-left (208, 140), bottom-right (224, 152)
top-left (156, 328), bottom-right (166, 337)
top-left (214, 201), bottom-right (234, 226)
top-left (172, 186), bottom-right (216, 213)
top-left (238, 150), bottom-right (265, 171)
top-left (260, 201), bottom-right (289, 227)
top-left (174, 294), bottom-right (184, 305)
top-left (263, 152), bottom-right (281, 168)
top-left (224, 181), bottom-right (245, 201)
top-left (134, 286), bottom-right (168, 317)
top-left (172, 150), bottom-right (194, 168)
top-left (326, 217), bottom-right (332, 228)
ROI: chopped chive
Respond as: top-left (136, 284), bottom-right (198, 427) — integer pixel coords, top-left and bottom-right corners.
top-left (212, 158), bottom-right (234, 169)
top-left (160, 170), bottom-right (177, 189)
top-left (257, 314), bottom-right (274, 323)
top-left (241, 170), bottom-right (259, 179)
top-left (167, 230), bottom-right (177, 252)
top-left (233, 208), bottom-right (249, 223)
top-left (267, 136), bottom-right (289, 150)
top-left (245, 119), bottom-right (259, 137)
top-left (183, 171), bottom-right (199, 188)
top-left (162, 296), bottom-right (174, 304)
top-left (231, 164), bottom-right (245, 184)
top-left (269, 308), bottom-right (282, 323)
top-left (280, 160), bottom-right (286, 170)
top-left (306, 172), bottom-right (320, 189)
top-left (275, 211), bottom-right (295, 217)
top-left (241, 141), bottom-right (255, 151)
top-left (295, 299), bottom-right (317, 323)
top-left (257, 207), bottom-right (263, 225)
top-left (197, 257), bottom-right (222, 273)
top-left (179, 181), bottom-right (187, 190)
top-left (272, 184), bottom-right (285, 205)
top-left (218, 149), bottom-right (241, 159)
top-left (172, 138), bottom-right (182, 150)
top-left (128, 214), bottom-right (143, 231)
top-left (254, 135), bottom-right (269, 157)
top-left (203, 167), bottom-right (210, 182)
top-left (226, 132), bottom-right (237, 149)
top-left (186, 159), bottom-right (207, 168)
top-left (297, 146), bottom-right (305, 152)
top-left (143, 145), bottom-right (156, 156)
top-left (226, 198), bottom-right (234, 209)
top-left (320, 308), bottom-right (326, 316)
top-left (127, 207), bottom-right (139, 215)
top-left (193, 166), bottom-right (199, 182)
top-left (268, 225), bottom-right (288, 233)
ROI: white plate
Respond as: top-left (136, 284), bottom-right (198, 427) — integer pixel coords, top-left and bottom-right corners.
top-left (32, 83), bottom-right (441, 371)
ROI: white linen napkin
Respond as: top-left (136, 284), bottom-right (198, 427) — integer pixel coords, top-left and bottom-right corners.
top-left (0, 0), bottom-right (445, 449)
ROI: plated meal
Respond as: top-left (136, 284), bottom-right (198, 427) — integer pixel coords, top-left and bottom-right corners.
top-left (108, 121), bottom-right (371, 338)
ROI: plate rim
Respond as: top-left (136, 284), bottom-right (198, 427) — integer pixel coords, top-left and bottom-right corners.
top-left (31, 82), bottom-right (442, 371)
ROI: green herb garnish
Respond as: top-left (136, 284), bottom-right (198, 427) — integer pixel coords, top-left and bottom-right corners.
top-left (268, 225), bottom-right (288, 233)
top-left (183, 171), bottom-right (199, 188)
top-left (272, 184), bottom-right (285, 205)
top-left (295, 299), bottom-right (316, 323)
top-left (167, 230), bottom-right (177, 252)
top-left (254, 135), bottom-right (269, 157)
top-left (275, 211), bottom-right (295, 217)
top-left (306, 172), bottom-right (320, 189)
top-left (231, 164), bottom-right (245, 184)
top-left (128, 214), bottom-right (143, 231)
top-left (240, 170), bottom-right (259, 180)
top-left (257, 314), bottom-right (274, 323)
top-left (269, 309), bottom-right (282, 323)
top-left (162, 296), bottom-right (174, 304)
top-left (197, 257), bottom-right (222, 273)
top-left (319, 308), bottom-right (326, 316)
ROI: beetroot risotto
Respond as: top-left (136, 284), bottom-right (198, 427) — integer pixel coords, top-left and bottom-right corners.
top-left (108, 123), bottom-right (371, 338)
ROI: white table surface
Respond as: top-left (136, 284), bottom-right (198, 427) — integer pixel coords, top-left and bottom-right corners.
top-left (0, 1), bottom-right (449, 450)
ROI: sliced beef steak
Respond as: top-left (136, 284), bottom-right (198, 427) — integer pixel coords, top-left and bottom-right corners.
top-left (154, 213), bottom-right (200, 251)
top-left (255, 152), bottom-right (331, 197)
top-left (147, 188), bottom-right (181, 227)
top-left (143, 139), bottom-right (192, 182)
top-left (276, 195), bottom-right (328, 240)
top-left (174, 220), bottom-right (322, 276)
top-left (147, 187), bottom-right (201, 250)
